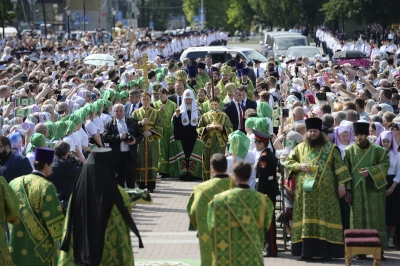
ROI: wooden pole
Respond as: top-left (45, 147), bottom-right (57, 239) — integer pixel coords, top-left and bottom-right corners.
top-left (134, 53), bottom-right (156, 186)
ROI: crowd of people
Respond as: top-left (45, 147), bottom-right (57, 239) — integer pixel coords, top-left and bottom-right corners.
top-left (0, 24), bottom-right (400, 265)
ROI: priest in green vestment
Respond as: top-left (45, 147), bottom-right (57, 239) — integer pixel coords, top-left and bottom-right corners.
top-left (222, 82), bottom-right (237, 104)
top-left (344, 122), bottom-right (390, 250)
top-left (9, 148), bottom-right (64, 266)
top-left (186, 154), bottom-right (233, 266)
top-left (0, 176), bottom-right (19, 266)
top-left (188, 66), bottom-right (204, 92)
top-left (153, 88), bottom-right (177, 177)
top-left (216, 66), bottom-right (233, 100)
top-left (197, 62), bottom-right (211, 85)
top-left (133, 92), bottom-right (163, 192)
top-left (285, 118), bottom-right (351, 259)
top-left (207, 161), bottom-right (274, 266)
top-left (203, 87), bottom-right (224, 113)
top-left (58, 148), bottom-right (144, 266)
top-left (196, 88), bottom-right (207, 115)
top-left (197, 102), bottom-right (233, 181)
top-left (236, 68), bottom-right (255, 100)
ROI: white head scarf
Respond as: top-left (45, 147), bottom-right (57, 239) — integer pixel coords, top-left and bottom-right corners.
top-left (180, 89), bottom-right (199, 126)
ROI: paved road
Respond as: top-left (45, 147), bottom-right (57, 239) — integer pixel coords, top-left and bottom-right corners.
top-left (131, 177), bottom-right (400, 266)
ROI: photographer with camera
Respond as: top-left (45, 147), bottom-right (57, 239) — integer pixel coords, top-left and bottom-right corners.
top-left (103, 103), bottom-right (143, 188)
top-left (48, 140), bottom-right (81, 211)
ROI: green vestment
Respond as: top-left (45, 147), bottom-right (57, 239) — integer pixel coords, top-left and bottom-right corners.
top-left (9, 174), bottom-right (64, 266)
top-left (236, 79), bottom-right (254, 99)
top-left (197, 73), bottom-right (211, 85)
top-left (196, 100), bottom-right (206, 115)
top-left (197, 111), bottom-right (233, 181)
top-left (133, 107), bottom-right (163, 186)
top-left (58, 186), bottom-right (135, 266)
top-left (207, 188), bottom-right (274, 266)
top-left (344, 143), bottom-right (390, 249)
top-left (216, 80), bottom-right (228, 101)
top-left (285, 142), bottom-right (352, 250)
top-left (186, 177), bottom-right (232, 266)
top-left (153, 99), bottom-right (177, 174)
top-left (0, 176), bottom-right (19, 266)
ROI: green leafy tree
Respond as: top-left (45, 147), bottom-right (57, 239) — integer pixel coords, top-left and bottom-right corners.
top-left (226, 0), bottom-right (257, 31)
top-left (0, 0), bottom-right (17, 26)
top-left (182, 0), bottom-right (230, 29)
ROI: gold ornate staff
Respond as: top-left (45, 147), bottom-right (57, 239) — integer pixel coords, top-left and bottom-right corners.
top-left (134, 53), bottom-right (156, 186)
top-left (210, 72), bottom-right (219, 127)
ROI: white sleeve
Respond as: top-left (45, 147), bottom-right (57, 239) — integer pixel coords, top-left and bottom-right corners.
top-left (85, 122), bottom-right (98, 137)
top-left (63, 137), bottom-right (75, 152)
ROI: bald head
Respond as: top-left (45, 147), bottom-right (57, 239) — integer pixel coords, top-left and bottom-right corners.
top-left (34, 123), bottom-right (49, 138)
top-left (295, 123), bottom-right (307, 136)
top-left (293, 106), bottom-right (305, 122)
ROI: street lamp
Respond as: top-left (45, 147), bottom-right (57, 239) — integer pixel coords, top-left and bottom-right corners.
top-left (65, 6), bottom-right (71, 40)
top-left (83, 0), bottom-right (86, 32)
top-left (41, 0), bottom-right (47, 37)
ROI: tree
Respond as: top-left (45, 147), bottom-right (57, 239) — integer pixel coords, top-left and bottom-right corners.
top-left (182, 0), bottom-right (230, 29)
top-left (0, 0), bottom-right (17, 27)
top-left (322, 0), bottom-right (400, 27)
top-left (226, 0), bottom-right (257, 32)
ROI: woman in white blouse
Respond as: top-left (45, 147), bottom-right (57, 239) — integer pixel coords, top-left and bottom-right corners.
top-left (84, 105), bottom-right (103, 148)
top-left (376, 130), bottom-right (400, 248)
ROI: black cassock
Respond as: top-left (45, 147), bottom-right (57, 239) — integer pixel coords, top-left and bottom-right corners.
top-left (173, 110), bottom-right (198, 159)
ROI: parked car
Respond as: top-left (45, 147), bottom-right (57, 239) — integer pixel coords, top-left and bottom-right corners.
top-left (261, 33), bottom-right (308, 60)
top-left (281, 46), bottom-right (323, 69)
top-left (180, 46), bottom-right (269, 69)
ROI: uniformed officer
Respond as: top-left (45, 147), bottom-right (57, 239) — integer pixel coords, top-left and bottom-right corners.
top-left (253, 129), bottom-right (279, 258)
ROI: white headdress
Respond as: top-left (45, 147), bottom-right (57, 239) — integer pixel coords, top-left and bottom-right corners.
top-left (180, 89), bottom-right (199, 126)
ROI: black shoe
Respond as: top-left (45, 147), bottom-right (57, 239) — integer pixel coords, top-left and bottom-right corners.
top-left (160, 173), bottom-right (170, 178)
top-left (299, 256), bottom-right (312, 261)
top-left (356, 255), bottom-right (367, 260)
top-left (381, 251), bottom-right (385, 261)
top-left (148, 189), bottom-right (154, 193)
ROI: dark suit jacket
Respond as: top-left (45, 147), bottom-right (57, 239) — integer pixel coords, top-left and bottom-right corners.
top-left (124, 102), bottom-right (143, 117)
top-left (48, 156), bottom-right (81, 201)
top-left (102, 117), bottom-right (144, 164)
top-left (2, 152), bottom-right (32, 183)
top-left (222, 101), bottom-right (244, 132)
top-left (168, 94), bottom-right (184, 106)
top-left (205, 66), bottom-right (219, 77)
top-left (247, 67), bottom-right (257, 87)
top-left (243, 98), bottom-right (257, 112)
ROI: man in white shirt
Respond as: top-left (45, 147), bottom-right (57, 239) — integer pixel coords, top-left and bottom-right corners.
top-left (254, 59), bottom-right (265, 79)
top-left (370, 40), bottom-right (381, 59)
top-left (0, 46), bottom-right (11, 61)
top-left (81, 45), bottom-right (91, 58)
top-left (360, 37), bottom-right (371, 56)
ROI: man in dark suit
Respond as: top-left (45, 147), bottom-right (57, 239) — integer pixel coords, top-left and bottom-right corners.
top-left (0, 136), bottom-right (32, 183)
top-left (246, 62), bottom-right (257, 87)
top-left (103, 103), bottom-right (144, 188)
top-left (168, 80), bottom-right (185, 106)
top-left (222, 87), bottom-right (245, 132)
top-left (205, 55), bottom-right (219, 78)
top-left (241, 86), bottom-right (257, 112)
top-left (124, 90), bottom-right (142, 117)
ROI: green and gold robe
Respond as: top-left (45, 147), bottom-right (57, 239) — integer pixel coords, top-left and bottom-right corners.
top-left (207, 187), bottom-right (274, 266)
top-left (196, 100), bottom-right (206, 115)
top-left (186, 176), bottom-right (232, 266)
top-left (236, 79), bottom-right (254, 100)
top-left (344, 143), bottom-right (390, 249)
top-left (58, 186), bottom-right (135, 266)
top-left (153, 99), bottom-right (177, 175)
top-left (216, 80), bottom-right (229, 101)
top-left (9, 174), bottom-right (64, 266)
top-left (197, 111), bottom-right (233, 181)
top-left (285, 142), bottom-right (352, 257)
top-left (133, 107), bottom-right (163, 188)
top-left (197, 73), bottom-right (211, 85)
top-left (0, 176), bottom-right (19, 266)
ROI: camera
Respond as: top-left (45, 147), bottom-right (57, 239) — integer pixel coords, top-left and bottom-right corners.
top-left (124, 134), bottom-right (135, 142)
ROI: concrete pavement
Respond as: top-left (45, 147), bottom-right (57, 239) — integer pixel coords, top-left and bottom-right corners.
top-left (131, 177), bottom-right (400, 266)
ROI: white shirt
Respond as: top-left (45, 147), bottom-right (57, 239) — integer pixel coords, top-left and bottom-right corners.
top-left (117, 119), bottom-right (130, 152)
top-left (388, 151), bottom-right (400, 183)
top-left (227, 152), bottom-right (256, 189)
top-left (78, 127), bottom-right (89, 147)
top-left (254, 67), bottom-right (265, 79)
top-left (94, 117), bottom-right (104, 134)
top-left (85, 120), bottom-right (98, 137)
top-left (63, 135), bottom-right (76, 152)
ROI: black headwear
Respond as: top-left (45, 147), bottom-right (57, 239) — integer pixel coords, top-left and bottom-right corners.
top-left (353, 122), bottom-right (370, 135)
top-left (60, 148), bottom-right (143, 265)
top-left (305, 118), bottom-right (322, 131)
